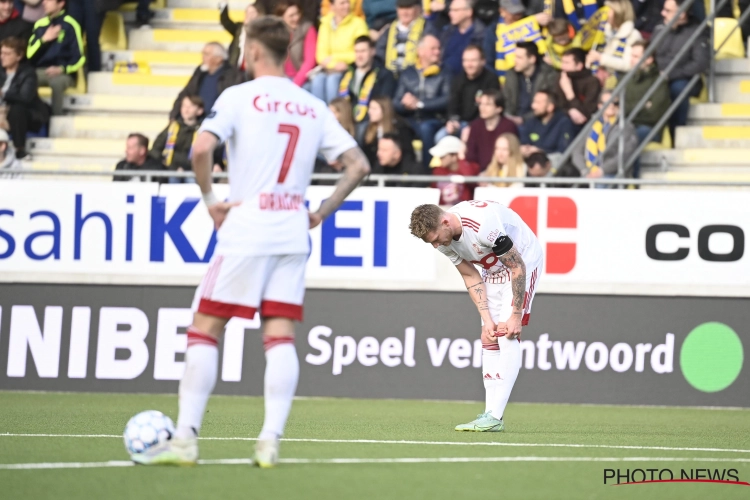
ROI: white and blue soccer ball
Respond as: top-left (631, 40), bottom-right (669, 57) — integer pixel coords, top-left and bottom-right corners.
top-left (123, 410), bottom-right (175, 458)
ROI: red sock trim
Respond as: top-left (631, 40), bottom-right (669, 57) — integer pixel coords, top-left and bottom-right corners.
top-left (482, 344), bottom-right (500, 351)
top-left (263, 336), bottom-right (295, 351)
top-left (187, 327), bottom-right (219, 348)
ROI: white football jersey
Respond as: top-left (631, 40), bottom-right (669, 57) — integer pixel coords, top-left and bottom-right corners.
top-left (200, 76), bottom-right (357, 256)
top-left (438, 200), bottom-right (544, 283)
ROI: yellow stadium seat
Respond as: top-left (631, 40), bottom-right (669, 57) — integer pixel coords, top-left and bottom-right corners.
top-left (644, 128), bottom-right (672, 151)
top-left (119, 0), bottom-right (165, 12)
top-left (38, 68), bottom-right (87, 99)
top-left (100, 12), bottom-right (127, 51)
top-left (714, 17), bottom-right (745, 60)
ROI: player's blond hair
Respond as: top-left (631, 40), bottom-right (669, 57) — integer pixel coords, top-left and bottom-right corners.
top-left (409, 204), bottom-right (444, 239)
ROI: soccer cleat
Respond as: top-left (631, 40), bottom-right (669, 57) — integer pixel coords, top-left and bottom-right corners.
top-left (454, 412), bottom-right (504, 432)
top-left (131, 436), bottom-right (198, 466)
top-left (253, 438), bottom-right (280, 468)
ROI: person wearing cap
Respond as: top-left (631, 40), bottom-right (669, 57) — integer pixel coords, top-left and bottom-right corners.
top-left (430, 135), bottom-right (480, 205)
top-left (375, 0), bottom-right (426, 78)
top-left (482, 0), bottom-right (549, 85)
top-left (393, 34), bottom-right (450, 169)
top-left (0, 127), bottom-right (20, 177)
top-left (373, 132), bottom-right (423, 184)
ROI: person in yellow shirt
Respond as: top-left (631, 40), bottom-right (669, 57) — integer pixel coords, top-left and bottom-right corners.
top-left (319, 0), bottom-right (364, 19)
top-left (312, 0), bottom-right (369, 103)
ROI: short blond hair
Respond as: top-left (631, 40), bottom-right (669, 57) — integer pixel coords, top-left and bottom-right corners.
top-left (409, 204), bottom-right (443, 239)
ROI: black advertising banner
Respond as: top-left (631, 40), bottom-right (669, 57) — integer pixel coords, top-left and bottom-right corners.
top-left (0, 284), bottom-right (747, 407)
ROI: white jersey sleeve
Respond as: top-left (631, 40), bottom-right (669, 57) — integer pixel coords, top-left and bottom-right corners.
top-left (476, 207), bottom-right (506, 250)
top-left (199, 87), bottom-right (240, 142)
top-left (437, 245), bottom-right (463, 265)
top-left (318, 107), bottom-right (358, 162)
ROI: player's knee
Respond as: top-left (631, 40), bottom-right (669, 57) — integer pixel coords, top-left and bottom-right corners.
top-left (263, 317), bottom-right (296, 339)
top-left (191, 312), bottom-right (228, 338)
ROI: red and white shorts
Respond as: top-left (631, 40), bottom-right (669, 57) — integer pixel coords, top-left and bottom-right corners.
top-left (485, 267), bottom-right (540, 326)
top-left (191, 254), bottom-right (307, 322)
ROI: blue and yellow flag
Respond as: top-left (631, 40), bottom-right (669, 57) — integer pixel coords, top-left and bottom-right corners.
top-left (544, 0), bottom-right (599, 31)
top-left (494, 16), bottom-right (547, 84)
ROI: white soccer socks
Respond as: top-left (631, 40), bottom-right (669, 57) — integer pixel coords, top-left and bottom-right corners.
top-left (175, 327), bottom-right (219, 440)
top-left (482, 336), bottom-right (522, 420)
top-left (258, 337), bottom-right (299, 441)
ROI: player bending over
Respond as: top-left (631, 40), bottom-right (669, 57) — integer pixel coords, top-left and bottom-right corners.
top-left (409, 201), bottom-right (543, 431)
top-left (133, 17), bottom-right (370, 467)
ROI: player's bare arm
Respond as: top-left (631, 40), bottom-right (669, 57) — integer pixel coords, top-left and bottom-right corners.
top-left (192, 131), bottom-right (240, 230)
top-left (496, 242), bottom-right (527, 340)
top-left (456, 259), bottom-right (496, 342)
top-left (310, 146), bottom-right (371, 229)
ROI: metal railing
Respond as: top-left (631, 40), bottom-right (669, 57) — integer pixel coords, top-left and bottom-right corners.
top-left (6, 168), bottom-right (750, 188)
top-left (707, 0), bottom-right (750, 102)
top-left (555, 0), bottom-right (737, 181)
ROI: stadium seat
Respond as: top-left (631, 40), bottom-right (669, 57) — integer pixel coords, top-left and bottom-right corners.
top-left (119, 0), bottom-right (166, 12)
top-left (644, 128), bottom-right (672, 151)
top-left (37, 67), bottom-right (87, 100)
top-left (714, 18), bottom-right (745, 60)
top-left (100, 12), bottom-right (127, 51)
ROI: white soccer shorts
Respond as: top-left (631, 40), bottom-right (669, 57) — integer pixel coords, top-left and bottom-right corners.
top-left (485, 266), bottom-right (540, 327)
top-left (191, 254), bottom-right (307, 321)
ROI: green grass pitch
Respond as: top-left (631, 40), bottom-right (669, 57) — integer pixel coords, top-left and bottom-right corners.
top-left (1, 391), bottom-right (749, 499)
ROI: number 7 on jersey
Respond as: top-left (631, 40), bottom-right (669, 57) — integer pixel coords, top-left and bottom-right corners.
top-left (277, 124), bottom-right (300, 184)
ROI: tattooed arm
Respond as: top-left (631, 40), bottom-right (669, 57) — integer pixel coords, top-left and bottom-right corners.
top-left (310, 147), bottom-right (371, 228)
top-left (455, 260), bottom-right (496, 341)
top-left (497, 245), bottom-right (527, 339)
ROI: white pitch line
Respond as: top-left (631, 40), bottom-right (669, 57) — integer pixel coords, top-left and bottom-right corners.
top-left (1, 433), bottom-right (749, 455)
top-left (2, 456), bottom-right (750, 470)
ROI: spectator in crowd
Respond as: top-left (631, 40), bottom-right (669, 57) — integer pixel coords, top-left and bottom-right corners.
top-left (320, 0), bottom-right (365, 19)
top-left (363, 0), bottom-right (396, 40)
top-left (543, 18), bottom-right (577, 71)
top-left (437, 44), bottom-right (498, 142)
top-left (430, 135), bottom-right (480, 205)
top-left (20, 0), bottom-right (46, 26)
top-left (113, 133), bottom-right (166, 182)
top-left (586, 0), bottom-right (641, 88)
top-left (67, 0), bottom-right (107, 72)
top-left (654, 0), bottom-right (710, 141)
top-left (530, 0), bottom-right (599, 29)
top-left (572, 90), bottom-right (637, 182)
top-left (329, 96), bottom-right (356, 136)
top-left (277, 0), bottom-right (317, 87)
top-left (222, 1), bottom-right (265, 69)
top-left (312, 0), bottom-right (369, 103)
top-left (624, 40), bottom-right (669, 178)
top-left (0, 128), bottom-right (19, 176)
top-left (361, 95), bottom-right (416, 168)
top-left (525, 150), bottom-right (580, 187)
top-left (26, 0), bottom-right (84, 116)
top-left (0, 36), bottom-right (48, 159)
top-left (479, 132), bottom-right (525, 188)
top-left (552, 47), bottom-right (601, 127)
top-left (520, 89), bottom-right (576, 156)
top-left (503, 41), bottom-right (558, 126)
top-left (0, 0), bottom-right (31, 43)
top-left (374, 132), bottom-right (422, 183)
top-left (152, 95), bottom-right (205, 183)
top-left (170, 42), bottom-right (240, 121)
top-left (432, 0), bottom-right (485, 76)
top-left (376, 0), bottom-right (425, 78)
top-left (338, 35), bottom-right (396, 135)
top-left (134, 0), bottom-right (155, 27)
top-left (633, 0), bottom-right (705, 38)
top-left (393, 33), bottom-right (450, 169)
top-left (483, 0), bottom-right (550, 84)
top-left (465, 89), bottom-right (519, 169)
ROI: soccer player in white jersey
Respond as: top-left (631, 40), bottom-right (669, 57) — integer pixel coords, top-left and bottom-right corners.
top-left (409, 201), bottom-right (543, 432)
top-left (133, 17), bottom-right (370, 467)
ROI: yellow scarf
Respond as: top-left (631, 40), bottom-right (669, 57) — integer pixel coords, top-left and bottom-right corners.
top-left (385, 17), bottom-right (425, 73)
top-left (578, 6), bottom-right (608, 51)
top-left (494, 16), bottom-right (547, 85)
top-left (163, 121), bottom-right (197, 168)
top-left (544, 0), bottom-right (599, 30)
top-left (338, 67), bottom-right (379, 122)
top-left (585, 116), bottom-right (615, 171)
top-left (544, 35), bottom-right (580, 70)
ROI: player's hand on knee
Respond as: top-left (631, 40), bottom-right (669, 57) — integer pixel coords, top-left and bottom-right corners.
top-left (494, 322), bottom-right (508, 338)
top-left (481, 323), bottom-right (496, 344)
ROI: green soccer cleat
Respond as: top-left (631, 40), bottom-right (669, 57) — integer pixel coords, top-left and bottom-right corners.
top-left (130, 436), bottom-right (198, 466)
top-left (454, 412), bottom-right (505, 432)
top-left (253, 438), bottom-right (280, 468)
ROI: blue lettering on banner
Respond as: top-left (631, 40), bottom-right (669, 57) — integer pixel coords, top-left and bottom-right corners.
top-left (374, 201), bottom-right (388, 267)
top-left (322, 200), bottom-right (362, 267)
top-left (150, 196), bottom-right (216, 263)
top-left (0, 209), bottom-right (15, 259)
top-left (24, 211), bottom-right (60, 260)
top-left (126, 195), bottom-right (134, 262)
top-left (74, 194), bottom-right (112, 261)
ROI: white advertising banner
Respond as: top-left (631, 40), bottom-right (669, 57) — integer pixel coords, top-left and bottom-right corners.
top-left (0, 181), bottom-right (439, 285)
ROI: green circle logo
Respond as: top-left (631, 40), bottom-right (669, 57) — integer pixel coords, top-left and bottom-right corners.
top-left (680, 322), bottom-right (744, 392)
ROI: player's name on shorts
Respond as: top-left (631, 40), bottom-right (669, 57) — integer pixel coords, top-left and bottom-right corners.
top-left (252, 95), bottom-right (318, 119)
top-left (259, 192), bottom-right (305, 211)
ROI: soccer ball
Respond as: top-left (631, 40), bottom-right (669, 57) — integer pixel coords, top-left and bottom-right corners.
top-left (123, 410), bottom-right (175, 458)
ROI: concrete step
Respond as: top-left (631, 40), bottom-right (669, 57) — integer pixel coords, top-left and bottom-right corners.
top-left (713, 77), bottom-right (750, 103)
top-left (641, 148), bottom-right (750, 168)
top-left (128, 27), bottom-right (230, 52)
top-left (122, 7), bottom-right (243, 28)
top-left (640, 169), bottom-right (750, 189)
top-left (688, 103), bottom-right (750, 126)
top-left (22, 157), bottom-right (119, 182)
top-left (167, 0), bottom-right (247, 9)
top-left (88, 71), bottom-right (189, 97)
top-left (50, 115), bottom-right (166, 140)
top-left (674, 125), bottom-right (750, 148)
top-left (28, 138), bottom-right (124, 158)
top-left (102, 50), bottom-right (200, 74)
top-left (65, 93), bottom-right (173, 116)
top-left (716, 58), bottom-right (750, 77)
